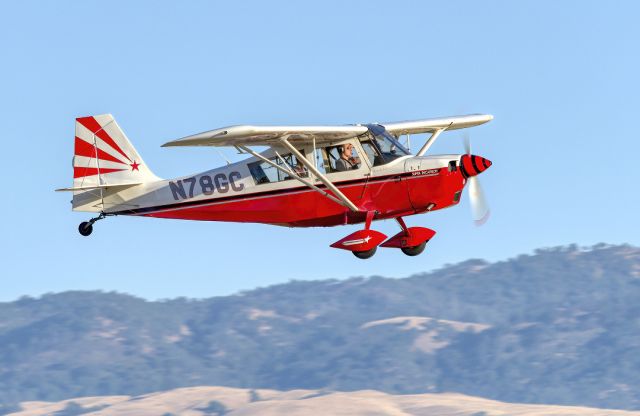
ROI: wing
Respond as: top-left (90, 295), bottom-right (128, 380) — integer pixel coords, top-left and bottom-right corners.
top-left (382, 114), bottom-right (493, 136)
top-left (162, 114), bottom-right (492, 148)
top-left (162, 125), bottom-right (368, 148)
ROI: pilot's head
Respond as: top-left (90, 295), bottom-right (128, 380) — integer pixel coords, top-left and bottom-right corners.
top-left (340, 144), bottom-right (354, 158)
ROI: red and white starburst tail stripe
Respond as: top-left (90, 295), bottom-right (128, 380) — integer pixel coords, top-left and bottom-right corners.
top-left (73, 114), bottom-right (158, 188)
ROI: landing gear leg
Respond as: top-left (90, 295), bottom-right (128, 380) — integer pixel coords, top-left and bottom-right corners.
top-left (395, 216), bottom-right (409, 234)
top-left (365, 210), bottom-right (375, 230)
top-left (78, 212), bottom-right (109, 237)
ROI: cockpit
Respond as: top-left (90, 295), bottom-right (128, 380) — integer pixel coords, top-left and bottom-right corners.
top-left (359, 124), bottom-right (411, 166)
top-left (246, 124), bottom-right (413, 185)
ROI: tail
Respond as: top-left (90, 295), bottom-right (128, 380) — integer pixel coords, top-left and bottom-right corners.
top-left (72, 114), bottom-right (158, 188)
top-left (56, 114), bottom-right (160, 212)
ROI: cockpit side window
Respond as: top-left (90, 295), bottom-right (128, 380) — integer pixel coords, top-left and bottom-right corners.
top-left (248, 150), bottom-right (308, 185)
top-left (325, 143), bottom-right (361, 173)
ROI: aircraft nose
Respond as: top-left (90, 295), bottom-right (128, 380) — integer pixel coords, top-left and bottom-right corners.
top-left (460, 154), bottom-right (492, 178)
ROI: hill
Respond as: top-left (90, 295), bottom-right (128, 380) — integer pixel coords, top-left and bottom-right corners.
top-left (1, 244), bottom-right (639, 413)
top-left (10, 386), bottom-right (640, 416)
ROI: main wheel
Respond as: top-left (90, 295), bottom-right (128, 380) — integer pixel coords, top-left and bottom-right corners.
top-left (78, 222), bottom-right (93, 237)
top-left (401, 241), bottom-right (427, 256)
top-left (352, 246), bottom-right (377, 259)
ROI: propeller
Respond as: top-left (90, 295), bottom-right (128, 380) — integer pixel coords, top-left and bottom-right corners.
top-left (463, 132), bottom-right (472, 155)
top-left (468, 174), bottom-right (490, 226)
top-left (462, 133), bottom-right (491, 226)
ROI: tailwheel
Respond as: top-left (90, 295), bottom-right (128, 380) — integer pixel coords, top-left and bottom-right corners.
top-left (352, 246), bottom-right (377, 259)
top-left (401, 240), bottom-right (427, 256)
top-left (78, 222), bottom-right (93, 237)
top-left (77, 212), bottom-right (110, 237)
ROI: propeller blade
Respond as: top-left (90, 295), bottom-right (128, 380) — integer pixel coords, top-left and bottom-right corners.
top-left (468, 176), bottom-right (490, 226)
top-left (463, 132), bottom-right (471, 155)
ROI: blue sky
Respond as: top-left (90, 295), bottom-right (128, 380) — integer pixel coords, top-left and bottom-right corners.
top-left (1, 1), bottom-right (638, 301)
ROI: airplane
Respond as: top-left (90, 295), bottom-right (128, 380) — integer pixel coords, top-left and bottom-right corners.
top-left (56, 113), bottom-right (493, 259)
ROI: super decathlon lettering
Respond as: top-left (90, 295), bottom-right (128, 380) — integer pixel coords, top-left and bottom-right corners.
top-left (169, 172), bottom-right (244, 201)
top-left (411, 169), bottom-right (439, 177)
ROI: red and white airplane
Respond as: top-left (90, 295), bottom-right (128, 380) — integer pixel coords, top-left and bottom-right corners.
top-left (57, 113), bottom-right (493, 259)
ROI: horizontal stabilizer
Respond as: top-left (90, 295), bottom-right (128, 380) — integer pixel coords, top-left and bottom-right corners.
top-left (55, 183), bottom-right (140, 192)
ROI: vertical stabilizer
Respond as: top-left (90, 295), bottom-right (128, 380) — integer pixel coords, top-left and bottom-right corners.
top-left (61, 114), bottom-right (161, 212)
top-left (73, 114), bottom-right (159, 188)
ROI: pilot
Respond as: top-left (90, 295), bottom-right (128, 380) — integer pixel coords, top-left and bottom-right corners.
top-left (293, 161), bottom-right (308, 177)
top-left (335, 144), bottom-right (360, 171)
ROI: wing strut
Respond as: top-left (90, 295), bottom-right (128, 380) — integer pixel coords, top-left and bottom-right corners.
top-left (416, 123), bottom-right (452, 156)
top-left (279, 137), bottom-right (360, 212)
top-left (236, 144), bottom-right (358, 211)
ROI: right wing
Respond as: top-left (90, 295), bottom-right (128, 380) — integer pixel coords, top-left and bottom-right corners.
top-left (382, 114), bottom-right (493, 136)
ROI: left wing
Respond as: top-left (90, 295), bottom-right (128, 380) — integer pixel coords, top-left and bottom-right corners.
top-left (162, 125), bottom-right (368, 148)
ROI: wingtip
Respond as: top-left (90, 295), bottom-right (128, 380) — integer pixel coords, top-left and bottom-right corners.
top-left (476, 114), bottom-right (493, 123)
top-left (161, 140), bottom-right (182, 148)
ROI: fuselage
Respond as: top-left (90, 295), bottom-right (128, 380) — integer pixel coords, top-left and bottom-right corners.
top-left (79, 154), bottom-right (466, 228)
top-left (72, 124), bottom-right (471, 227)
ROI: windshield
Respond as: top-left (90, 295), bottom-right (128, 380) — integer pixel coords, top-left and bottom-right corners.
top-left (360, 124), bottom-right (410, 166)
